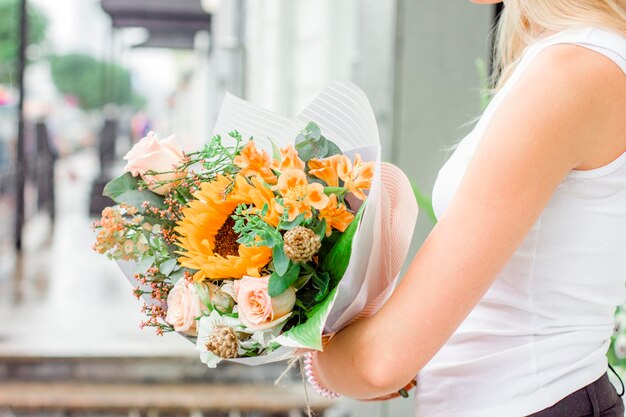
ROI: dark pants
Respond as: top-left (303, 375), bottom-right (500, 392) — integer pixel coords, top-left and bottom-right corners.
top-left (528, 373), bottom-right (625, 417)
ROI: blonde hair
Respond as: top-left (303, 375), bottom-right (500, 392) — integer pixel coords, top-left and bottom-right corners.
top-left (493, 0), bottom-right (626, 88)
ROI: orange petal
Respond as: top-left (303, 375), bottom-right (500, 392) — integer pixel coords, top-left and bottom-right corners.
top-left (308, 157), bottom-right (340, 187)
top-left (306, 183), bottom-right (329, 210)
top-left (272, 145), bottom-right (305, 173)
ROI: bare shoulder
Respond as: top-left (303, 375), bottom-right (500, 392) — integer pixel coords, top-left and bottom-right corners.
top-left (518, 43), bottom-right (625, 107)
top-left (492, 43), bottom-right (626, 171)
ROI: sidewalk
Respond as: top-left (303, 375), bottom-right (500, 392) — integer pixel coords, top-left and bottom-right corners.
top-left (0, 149), bottom-right (192, 358)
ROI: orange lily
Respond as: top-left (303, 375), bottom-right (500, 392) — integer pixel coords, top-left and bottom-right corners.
top-left (272, 145), bottom-right (305, 173)
top-left (318, 194), bottom-right (355, 236)
top-left (234, 141), bottom-right (277, 184)
top-left (309, 153), bottom-right (375, 200)
top-left (275, 169), bottom-right (329, 221)
top-left (308, 155), bottom-right (345, 187)
top-left (338, 153), bottom-right (375, 200)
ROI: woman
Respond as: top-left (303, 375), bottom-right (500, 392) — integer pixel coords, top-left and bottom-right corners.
top-left (305, 0), bottom-right (626, 416)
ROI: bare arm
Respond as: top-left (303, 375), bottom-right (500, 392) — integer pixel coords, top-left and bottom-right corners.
top-left (313, 45), bottom-right (626, 399)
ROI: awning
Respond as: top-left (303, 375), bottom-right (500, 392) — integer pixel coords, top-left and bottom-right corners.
top-left (101, 0), bottom-right (211, 48)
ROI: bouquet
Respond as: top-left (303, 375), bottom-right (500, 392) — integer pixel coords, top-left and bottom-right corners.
top-left (93, 81), bottom-right (418, 368)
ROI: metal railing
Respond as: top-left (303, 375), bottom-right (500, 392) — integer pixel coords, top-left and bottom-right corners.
top-left (0, 119), bottom-right (56, 257)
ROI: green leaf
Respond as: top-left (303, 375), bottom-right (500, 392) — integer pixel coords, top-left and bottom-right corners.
top-left (475, 58), bottom-right (492, 111)
top-left (295, 123), bottom-right (326, 161)
top-left (279, 213), bottom-right (306, 231)
top-left (323, 187), bottom-right (347, 197)
top-left (410, 180), bottom-right (437, 224)
top-left (268, 263), bottom-right (300, 297)
top-left (321, 202), bottom-right (365, 287)
top-left (294, 122), bottom-right (343, 163)
top-left (313, 218), bottom-right (327, 239)
top-left (303, 122), bottom-right (321, 140)
top-left (275, 287), bottom-right (338, 350)
top-left (292, 272), bottom-right (313, 291)
top-left (118, 190), bottom-right (165, 213)
top-left (323, 138), bottom-right (342, 158)
top-left (267, 137), bottom-right (281, 161)
top-left (312, 271), bottom-right (330, 303)
top-left (135, 254), bottom-right (155, 274)
top-left (272, 244), bottom-right (289, 276)
top-left (103, 172), bottom-right (164, 212)
top-left (103, 172), bottom-right (139, 200)
top-left (169, 268), bottom-right (187, 284)
top-left (159, 258), bottom-right (178, 276)
top-left (317, 230), bottom-right (340, 260)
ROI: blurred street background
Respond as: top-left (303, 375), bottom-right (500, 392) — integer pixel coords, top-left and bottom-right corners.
top-left (0, 1), bottom-right (501, 416)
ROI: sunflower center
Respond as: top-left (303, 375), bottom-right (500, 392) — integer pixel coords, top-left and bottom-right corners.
top-left (214, 215), bottom-right (240, 258)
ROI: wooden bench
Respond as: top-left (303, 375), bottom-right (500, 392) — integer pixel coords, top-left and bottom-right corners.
top-left (0, 382), bottom-right (336, 416)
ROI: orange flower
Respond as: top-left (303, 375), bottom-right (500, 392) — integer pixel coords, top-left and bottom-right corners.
top-left (271, 145), bottom-right (305, 173)
top-left (338, 153), bottom-right (375, 200)
top-left (176, 174), bottom-right (280, 281)
top-left (308, 155), bottom-right (343, 187)
top-left (234, 141), bottom-right (277, 184)
top-left (318, 194), bottom-right (354, 236)
top-left (275, 169), bottom-right (329, 221)
top-left (309, 153), bottom-right (375, 200)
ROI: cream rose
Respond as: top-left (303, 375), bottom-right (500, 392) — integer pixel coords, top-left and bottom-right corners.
top-left (234, 275), bottom-right (295, 330)
top-left (123, 132), bottom-right (186, 195)
top-left (165, 279), bottom-right (204, 335)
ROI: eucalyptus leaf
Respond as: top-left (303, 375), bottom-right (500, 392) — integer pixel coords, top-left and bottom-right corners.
top-left (294, 122), bottom-right (342, 163)
top-left (159, 258), bottom-right (178, 276)
top-left (324, 138), bottom-right (342, 158)
top-left (272, 244), bottom-right (289, 276)
top-left (268, 263), bottom-right (300, 297)
top-left (295, 141), bottom-right (323, 163)
top-left (135, 254), bottom-right (155, 274)
top-left (302, 122), bottom-right (321, 140)
top-left (169, 268), bottom-right (187, 284)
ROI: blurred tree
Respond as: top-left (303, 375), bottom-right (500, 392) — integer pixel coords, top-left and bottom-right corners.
top-left (0, 0), bottom-right (48, 85)
top-left (49, 54), bottom-right (143, 111)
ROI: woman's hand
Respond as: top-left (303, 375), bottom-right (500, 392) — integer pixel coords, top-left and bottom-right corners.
top-left (313, 44), bottom-right (626, 399)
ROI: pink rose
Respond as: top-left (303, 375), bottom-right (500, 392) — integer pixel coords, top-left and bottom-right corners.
top-left (123, 132), bottom-right (186, 195)
top-left (165, 279), bottom-right (204, 335)
top-left (234, 276), bottom-right (295, 330)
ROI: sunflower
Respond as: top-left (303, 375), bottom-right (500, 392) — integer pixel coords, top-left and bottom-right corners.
top-left (176, 174), bottom-right (280, 281)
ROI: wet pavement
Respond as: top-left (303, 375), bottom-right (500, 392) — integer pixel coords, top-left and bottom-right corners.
top-left (0, 149), bottom-right (192, 358)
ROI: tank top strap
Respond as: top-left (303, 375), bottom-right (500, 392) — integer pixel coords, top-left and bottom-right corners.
top-left (487, 27), bottom-right (626, 128)
top-left (525, 27), bottom-right (626, 74)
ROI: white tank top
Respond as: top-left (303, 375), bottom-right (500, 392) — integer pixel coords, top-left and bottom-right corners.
top-left (418, 27), bottom-right (626, 417)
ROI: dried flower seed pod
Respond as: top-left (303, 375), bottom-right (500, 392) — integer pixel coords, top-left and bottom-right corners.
top-left (205, 325), bottom-right (239, 359)
top-left (283, 226), bottom-right (321, 263)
